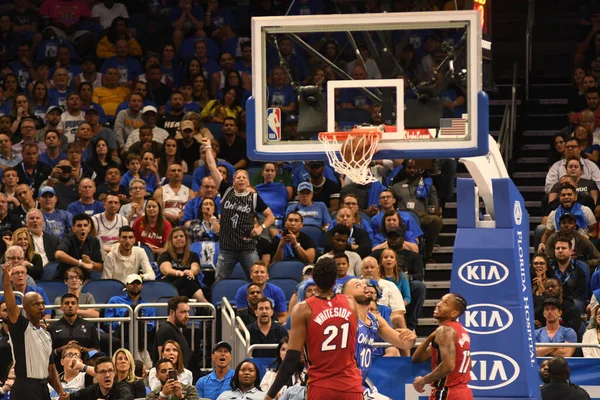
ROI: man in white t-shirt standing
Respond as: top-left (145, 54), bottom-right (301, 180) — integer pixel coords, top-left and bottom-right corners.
top-left (61, 93), bottom-right (86, 143)
top-left (92, 194), bottom-right (128, 253)
top-left (91, 0), bottom-right (129, 29)
top-left (153, 163), bottom-right (194, 225)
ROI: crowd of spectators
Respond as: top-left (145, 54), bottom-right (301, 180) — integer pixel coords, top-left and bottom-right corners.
top-left (0, 0), bottom-right (477, 398)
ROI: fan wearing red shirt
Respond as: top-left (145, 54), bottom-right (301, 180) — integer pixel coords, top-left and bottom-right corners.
top-left (265, 258), bottom-right (363, 400)
top-left (132, 199), bottom-right (172, 255)
top-left (40, 0), bottom-right (93, 52)
top-left (412, 293), bottom-right (473, 400)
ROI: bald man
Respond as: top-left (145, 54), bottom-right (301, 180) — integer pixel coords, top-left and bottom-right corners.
top-left (2, 256), bottom-right (66, 399)
top-left (66, 178), bottom-right (105, 216)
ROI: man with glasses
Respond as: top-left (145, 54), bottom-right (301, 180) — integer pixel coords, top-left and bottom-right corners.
top-left (546, 136), bottom-right (600, 193)
top-left (69, 356), bottom-right (134, 399)
top-left (285, 182), bottom-right (330, 231)
top-left (48, 294), bottom-right (100, 360)
top-left (119, 179), bottom-right (147, 223)
top-left (12, 118), bottom-right (47, 159)
top-left (1, 248), bottom-right (66, 400)
top-left (47, 343), bottom-right (96, 397)
top-left (0, 133), bottom-right (22, 169)
top-left (182, 176), bottom-right (221, 227)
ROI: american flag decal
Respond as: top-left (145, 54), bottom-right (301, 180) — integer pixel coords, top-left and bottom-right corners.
top-left (439, 118), bottom-right (467, 136)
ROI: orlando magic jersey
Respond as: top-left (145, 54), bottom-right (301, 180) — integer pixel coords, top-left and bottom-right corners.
top-left (356, 312), bottom-right (379, 385)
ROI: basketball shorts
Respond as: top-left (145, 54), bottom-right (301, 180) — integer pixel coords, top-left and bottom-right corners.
top-left (430, 384), bottom-right (473, 400)
top-left (308, 386), bottom-right (363, 400)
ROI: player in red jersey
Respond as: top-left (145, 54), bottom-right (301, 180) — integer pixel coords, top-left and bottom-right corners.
top-left (412, 293), bottom-right (473, 400)
top-left (265, 258), bottom-right (364, 400)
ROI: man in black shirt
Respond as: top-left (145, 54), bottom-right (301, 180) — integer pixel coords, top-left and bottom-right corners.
top-left (370, 230), bottom-right (426, 330)
top-left (70, 356), bottom-right (133, 400)
top-left (146, 65), bottom-right (172, 108)
top-left (16, 143), bottom-right (53, 197)
top-left (270, 211), bottom-right (316, 264)
top-left (0, 300), bottom-right (12, 382)
top-left (95, 166), bottom-right (129, 203)
top-left (248, 297), bottom-right (288, 358)
top-left (541, 357), bottom-right (590, 400)
top-left (218, 117), bottom-right (247, 169)
top-left (48, 294), bottom-right (100, 359)
top-left (238, 284), bottom-right (262, 326)
top-left (177, 120), bottom-right (201, 171)
top-left (54, 213), bottom-right (104, 280)
top-left (161, 91), bottom-right (185, 137)
top-left (2, 262), bottom-right (66, 399)
top-left (154, 296), bottom-right (197, 375)
top-left (303, 161), bottom-right (341, 212)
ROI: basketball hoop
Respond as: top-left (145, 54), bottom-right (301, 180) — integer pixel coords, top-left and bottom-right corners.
top-left (318, 129), bottom-right (382, 185)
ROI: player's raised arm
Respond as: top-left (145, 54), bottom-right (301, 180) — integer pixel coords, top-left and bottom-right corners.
top-left (413, 325), bottom-right (457, 392)
top-left (375, 314), bottom-right (417, 350)
top-left (265, 302), bottom-right (309, 400)
top-left (200, 138), bottom-right (222, 188)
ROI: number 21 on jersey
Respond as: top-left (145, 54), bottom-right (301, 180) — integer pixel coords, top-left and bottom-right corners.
top-left (321, 322), bottom-right (350, 351)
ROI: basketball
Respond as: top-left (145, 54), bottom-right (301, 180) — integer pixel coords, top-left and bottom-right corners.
top-left (341, 135), bottom-right (373, 168)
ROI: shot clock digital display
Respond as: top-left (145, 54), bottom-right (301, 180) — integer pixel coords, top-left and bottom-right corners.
top-left (467, 0), bottom-right (492, 60)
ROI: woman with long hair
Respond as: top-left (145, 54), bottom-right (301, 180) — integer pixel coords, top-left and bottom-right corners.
top-left (548, 132), bottom-right (568, 166)
top-left (530, 254), bottom-right (553, 298)
top-left (215, 70), bottom-right (251, 104)
top-left (161, 44), bottom-right (181, 87)
top-left (132, 199), bottom-right (172, 255)
top-left (148, 340), bottom-right (193, 390)
top-left (583, 306), bottom-right (600, 357)
top-left (113, 348), bottom-right (146, 398)
top-left (9, 93), bottom-right (43, 134)
top-left (219, 360), bottom-right (262, 398)
top-left (574, 124), bottom-right (600, 163)
top-left (191, 73), bottom-right (210, 110)
top-left (86, 138), bottom-right (118, 186)
top-left (200, 86), bottom-right (242, 123)
top-left (30, 81), bottom-right (50, 121)
top-left (2, 227), bottom-right (44, 280)
top-left (379, 248), bottom-right (411, 307)
top-left (372, 210), bottom-right (419, 253)
top-left (157, 137), bottom-right (188, 179)
top-left (158, 226), bottom-right (207, 302)
top-left (260, 337), bottom-right (306, 395)
top-left (187, 197), bottom-right (220, 243)
top-left (96, 16), bottom-right (143, 59)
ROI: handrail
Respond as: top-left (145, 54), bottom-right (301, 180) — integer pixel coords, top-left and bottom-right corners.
top-left (233, 316), bottom-right (252, 367)
top-left (525, 0), bottom-right (535, 100)
top-left (497, 104), bottom-right (510, 165)
top-left (497, 63), bottom-right (518, 167)
top-left (221, 297), bottom-right (237, 359)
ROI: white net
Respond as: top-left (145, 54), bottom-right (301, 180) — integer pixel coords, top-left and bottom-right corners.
top-left (318, 131), bottom-right (382, 185)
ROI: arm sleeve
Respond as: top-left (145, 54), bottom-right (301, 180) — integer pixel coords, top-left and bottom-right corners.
top-left (355, 228), bottom-right (372, 258)
top-left (399, 274), bottom-right (411, 304)
top-left (385, 281), bottom-right (406, 312)
top-left (565, 328), bottom-right (577, 343)
top-left (182, 198), bottom-right (198, 224)
top-left (546, 211), bottom-right (556, 231)
top-left (195, 377), bottom-right (205, 396)
top-left (101, 254), bottom-right (114, 279)
top-left (273, 287), bottom-right (288, 313)
top-left (321, 203), bottom-right (332, 225)
top-left (255, 194), bottom-right (268, 213)
top-left (113, 110), bottom-right (126, 148)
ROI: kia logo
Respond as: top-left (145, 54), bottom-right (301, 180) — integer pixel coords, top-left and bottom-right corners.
top-left (514, 201), bottom-right (523, 226)
top-left (457, 260), bottom-right (509, 287)
top-left (462, 303), bottom-right (514, 335)
top-left (469, 351), bottom-right (520, 390)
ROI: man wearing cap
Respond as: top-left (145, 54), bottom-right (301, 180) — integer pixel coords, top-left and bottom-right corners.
top-left (16, 142), bottom-right (53, 196)
top-left (545, 212), bottom-right (600, 269)
top-left (160, 91), bottom-right (186, 137)
top-left (124, 105), bottom-right (169, 151)
top-left (194, 342), bottom-right (234, 399)
top-left (177, 120), bottom-right (201, 171)
top-left (37, 107), bottom-right (65, 143)
top-left (271, 211), bottom-right (316, 264)
top-left (60, 93), bottom-right (86, 143)
top-left (114, 93), bottom-right (144, 149)
top-left (92, 67), bottom-right (130, 118)
top-left (218, 117), bottom-right (247, 170)
top-left (293, 160), bottom-right (341, 212)
top-left (105, 274), bottom-right (156, 366)
top-left (285, 181), bottom-right (331, 231)
top-left (39, 129), bottom-right (68, 168)
top-left (48, 293), bottom-right (100, 360)
top-left (0, 133), bottom-right (21, 169)
top-left (535, 296), bottom-right (577, 357)
top-left (40, 175), bottom-right (75, 233)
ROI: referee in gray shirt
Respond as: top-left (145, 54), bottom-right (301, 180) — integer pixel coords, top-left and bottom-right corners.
top-left (2, 259), bottom-right (66, 400)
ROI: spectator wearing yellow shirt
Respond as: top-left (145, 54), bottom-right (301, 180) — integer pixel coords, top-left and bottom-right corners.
top-left (96, 17), bottom-right (143, 59)
top-left (92, 68), bottom-right (130, 118)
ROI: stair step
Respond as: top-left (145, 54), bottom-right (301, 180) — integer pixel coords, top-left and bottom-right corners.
top-left (516, 157), bottom-right (549, 163)
top-left (418, 318), bottom-right (439, 326)
top-left (521, 143), bottom-right (550, 151)
top-left (432, 246), bottom-right (454, 254)
top-left (513, 171), bottom-right (547, 178)
top-left (518, 186), bottom-right (545, 192)
top-left (426, 263), bottom-right (452, 271)
top-left (523, 130), bottom-right (560, 137)
top-left (444, 201), bottom-right (540, 209)
top-left (425, 281), bottom-right (451, 289)
top-left (424, 299), bottom-right (440, 307)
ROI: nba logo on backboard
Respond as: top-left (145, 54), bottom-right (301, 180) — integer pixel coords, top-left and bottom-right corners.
top-left (267, 108), bottom-right (281, 141)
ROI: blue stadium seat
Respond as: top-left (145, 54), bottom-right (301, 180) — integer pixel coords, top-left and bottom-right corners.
top-left (232, 263), bottom-right (249, 280)
top-left (182, 174), bottom-right (193, 188)
top-left (269, 278), bottom-right (300, 302)
top-left (141, 281), bottom-right (178, 302)
top-left (211, 279), bottom-right (249, 306)
top-left (90, 270), bottom-right (102, 280)
top-left (43, 262), bottom-right (60, 281)
top-left (300, 225), bottom-right (324, 249)
top-left (36, 281), bottom-right (67, 304)
top-left (268, 261), bottom-right (305, 282)
top-left (82, 279), bottom-right (125, 304)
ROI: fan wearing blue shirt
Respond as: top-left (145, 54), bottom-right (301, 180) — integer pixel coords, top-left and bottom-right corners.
top-left (255, 163), bottom-right (289, 228)
top-left (66, 178), bottom-right (105, 216)
top-left (535, 297), bottom-right (577, 357)
top-left (195, 341), bottom-right (235, 400)
top-left (285, 182), bottom-right (331, 230)
top-left (101, 39), bottom-right (143, 85)
top-left (234, 262), bottom-right (288, 324)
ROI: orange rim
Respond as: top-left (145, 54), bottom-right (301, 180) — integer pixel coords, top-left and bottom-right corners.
top-left (318, 131), bottom-right (382, 141)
